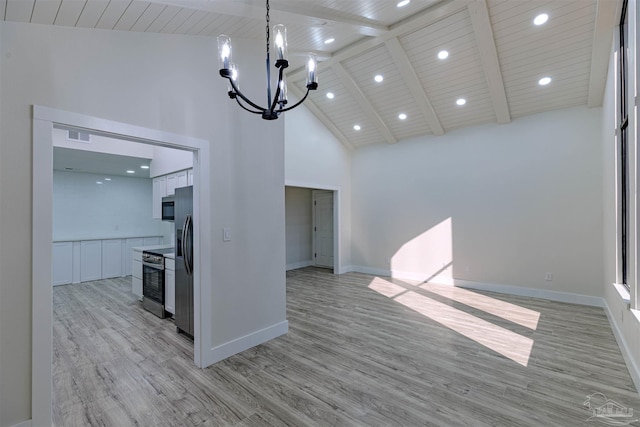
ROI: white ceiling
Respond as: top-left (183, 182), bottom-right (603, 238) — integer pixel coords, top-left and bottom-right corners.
top-left (1, 0), bottom-right (619, 149)
top-left (53, 146), bottom-right (152, 178)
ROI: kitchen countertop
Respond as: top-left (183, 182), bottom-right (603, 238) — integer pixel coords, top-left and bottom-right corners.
top-left (132, 244), bottom-right (174, 252)
top-left (54, 235), bottom-right (163, 243)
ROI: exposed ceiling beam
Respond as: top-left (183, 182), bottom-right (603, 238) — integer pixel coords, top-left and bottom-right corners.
top-left (269, 0), bottom-right (388, 37)
top-left (288, 85), bottom-right (354, 152)
top-left (384, 37), bottom-right (445, 136)
top-left (289, 0), bottom-right (470, 80)
top-left (467, 0), bottom-right (510, 124)
top-left (587, 0), bottom-right (619, 107)
top-left (332, 63), bottom-right (397, 145)
top-left (147, 0), bottom-right (388, 37)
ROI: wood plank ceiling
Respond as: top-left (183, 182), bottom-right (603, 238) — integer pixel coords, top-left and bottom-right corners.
top-left (0, 0), bottom-right (619, 149)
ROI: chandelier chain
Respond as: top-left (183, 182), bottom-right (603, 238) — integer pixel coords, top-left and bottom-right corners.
top-left (265, 0), bottom-right (270, 58)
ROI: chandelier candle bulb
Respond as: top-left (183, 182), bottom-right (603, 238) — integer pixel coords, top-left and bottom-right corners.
top-left (306, 53), bottom-right (318, 87)
top-left (216, 0), bottom-right (317, 120)
top-left (228, 63), bottom-right (238, 92)
top-left (273, 25), bottom-right (287, 62)
top-left (217, 35), bottom-right (232, 71)
top-left (279, 75), bottom-right (287, 104)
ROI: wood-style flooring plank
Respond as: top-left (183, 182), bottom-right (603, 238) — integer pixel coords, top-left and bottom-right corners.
top-left (52, 269), bottom-right (640, 426)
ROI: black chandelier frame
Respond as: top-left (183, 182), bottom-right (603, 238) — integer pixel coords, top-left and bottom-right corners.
top-left (218, 0), bottom-right (318, 120)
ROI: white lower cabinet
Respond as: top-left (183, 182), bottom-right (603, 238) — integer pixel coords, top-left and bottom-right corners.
top-left (165, 258), bottom-right (175, 315)
top-left (123, 238), bottom-right (143, 276)
top-left (80, 240), bottom-right (102, 282)
top-left (102, 239), bottom-right (122, 279)
top-left (132, 249), bottom-right (143, 299)
top-left (52, 242), bottom-right (73, 286)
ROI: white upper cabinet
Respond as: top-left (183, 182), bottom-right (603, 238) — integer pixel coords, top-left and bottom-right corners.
top-left (166, 173), bottom-right (177, 196)
top-left (176, 170), bottom-right (188, 189)
top-left (152, 176), bottom-right (167, 219)
top-left (152, 169), bottom-right (193, 218)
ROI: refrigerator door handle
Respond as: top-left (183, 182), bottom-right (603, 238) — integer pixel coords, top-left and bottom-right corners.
top-left (184, 214), bottom-right (192, 275)
top-left (187, 214), bottom-right (193, 275)
top-left (181, 216), bottom-right (189, 273)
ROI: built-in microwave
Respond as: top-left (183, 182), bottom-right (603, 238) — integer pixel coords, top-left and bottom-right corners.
top-left (161, 196), bottom-right (175, 221)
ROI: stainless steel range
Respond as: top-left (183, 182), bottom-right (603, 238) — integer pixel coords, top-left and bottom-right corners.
top-left (142, 248), bottom-right (173, 318)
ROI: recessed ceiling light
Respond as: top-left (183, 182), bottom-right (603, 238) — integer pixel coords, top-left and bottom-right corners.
top-left (437, 50), bottom-right (449, 60)
top-left (533, 13), bottom-right (548, 26)
top-left (398, 113), bottom-right (407, 120)
top-left (538, 77), bottom-right (552, 86)
top-left (96, 181), bottom-right (103, 184)
top-left (126, 170), bottom-right (135, 174)
top-left (397, 0), bottom-right (410, 7)
top-left (374, 74), bottom-right (384, 83)
top-left (326, 92), bottom-right (335, 99)
top-left (353, 124), bottom-right (361, 131)
top-left (324, 38), bottom-right (335, 44)
top-left (104, 178), bottom-right (111, 181)
top-left (456, 98), bottom-right (466, 106)
top-left (140, 165), bottom-right (150, 169)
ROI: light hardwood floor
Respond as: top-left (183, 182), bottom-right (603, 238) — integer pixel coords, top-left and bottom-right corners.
top-left (53, 268), bottom-right (640, 426)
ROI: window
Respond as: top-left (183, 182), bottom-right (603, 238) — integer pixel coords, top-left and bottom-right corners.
top-left (618, 0), bottom-right (630, 291)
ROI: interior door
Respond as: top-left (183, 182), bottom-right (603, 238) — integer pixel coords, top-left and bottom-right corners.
top-left (313, 191), bottom-right (334, 269)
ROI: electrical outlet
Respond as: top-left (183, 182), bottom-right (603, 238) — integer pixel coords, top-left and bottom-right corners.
top-left (545, 272), bottom-right (553, 281)
top-left (223, 227), bottom-right (231, 242)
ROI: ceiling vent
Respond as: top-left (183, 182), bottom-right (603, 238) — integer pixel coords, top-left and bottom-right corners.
top-left (67, 130), bottom-right (91, 143)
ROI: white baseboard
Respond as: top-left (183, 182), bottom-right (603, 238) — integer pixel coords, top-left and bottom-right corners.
top-left (347, 265), bottom-right (603, 307)
top-left (603, 300), bottom-right (640, 394)
top-left (348, 265), bottom-right (390, 276)
top-left (339, 266), bottom-right (640, 394)
top-left (286, 260), bottom-right (313, 271)
top-left (10, 420), bottom-right (32, 427)
top-left (202, 321), bottom-right (288, 367)
top-left (452, 278), bottom-right (605, 307)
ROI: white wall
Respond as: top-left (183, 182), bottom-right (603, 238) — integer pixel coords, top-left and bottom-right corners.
top-left (0, 22), bottom-right (285, 427)
top-left (285, 186), bottom-right (313, 269)
top-left (53, 170), bottom-right (162, 241)
top-left (602, 1), bottom-right (640, 389)
top-left (284, 102), bottom-right (352, 272)
top-left (352, 106), bottom-right (604, 297)
top-left (52, 127), bottom-right (155, 158)
top-left (150, 145), bottom-right (193, 177)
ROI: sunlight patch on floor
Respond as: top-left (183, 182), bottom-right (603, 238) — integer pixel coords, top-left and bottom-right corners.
top-left (394, 290), bottom-right (534, 366)
top-left (419, 283), bottom-right (540, 330)
top-left (367, 277), bottom-right (408, 298)
top-left (368, 276), bottom-right (536, 367)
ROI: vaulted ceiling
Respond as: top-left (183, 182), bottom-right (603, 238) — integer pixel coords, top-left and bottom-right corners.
top-left (1, 0), bottom-right (619, 149)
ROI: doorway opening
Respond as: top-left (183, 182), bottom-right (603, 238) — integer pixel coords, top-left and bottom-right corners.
top-left (33, 106), bottom-right (211, 426)
top-left (312, 190), bottom-right (334, 270)
top-left (284, 184), bottom-right (340, 274)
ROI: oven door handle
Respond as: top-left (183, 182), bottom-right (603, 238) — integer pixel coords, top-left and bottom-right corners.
top-left (142, 261), bottom-right (164, 270)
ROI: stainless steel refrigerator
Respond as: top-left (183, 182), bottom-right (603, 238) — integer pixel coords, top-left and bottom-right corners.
top-left (174, 186), bottom-right (194, 337)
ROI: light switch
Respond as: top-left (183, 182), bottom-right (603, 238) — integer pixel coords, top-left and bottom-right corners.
top-left (223, 227), bottom-right (231, 242)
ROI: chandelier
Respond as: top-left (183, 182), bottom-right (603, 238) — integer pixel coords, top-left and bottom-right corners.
top-left (217, 0), bottom-right (319, 120)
